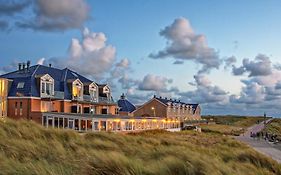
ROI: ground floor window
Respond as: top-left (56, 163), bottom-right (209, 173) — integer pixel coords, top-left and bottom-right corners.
top-left (101, 108), bottom-right (107, 114)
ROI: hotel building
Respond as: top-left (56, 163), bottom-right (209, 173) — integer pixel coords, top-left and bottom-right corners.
top-left (133, 96), bottom-right (201, 122)
top-left (0, 62), bottom-right (182, 132)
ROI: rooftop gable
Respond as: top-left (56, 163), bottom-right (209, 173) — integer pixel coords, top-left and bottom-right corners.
top-left (0, 64), bottom-right (98, 98)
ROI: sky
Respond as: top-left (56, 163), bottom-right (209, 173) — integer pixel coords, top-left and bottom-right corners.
top-left (1, 0), bottom-right (281, 117)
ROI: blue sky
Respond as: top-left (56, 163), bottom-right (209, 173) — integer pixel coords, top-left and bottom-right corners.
top-left (1, 0), bottom-right (281, 117)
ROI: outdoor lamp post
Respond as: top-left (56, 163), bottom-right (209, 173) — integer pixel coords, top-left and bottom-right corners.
top-left (263, 113), bottom-right (266, 126)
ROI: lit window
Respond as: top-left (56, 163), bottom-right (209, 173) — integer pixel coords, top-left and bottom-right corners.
top-left (72, 79), bottom-right (83, 100)
top-left (17, 82), bottom-right (25, 89)
top-left (15, 102), bottom-right (18, 116)
top-left (115, 108), bottom-right (119, 115)
top-left (19, 102), bottom-right (23, 116)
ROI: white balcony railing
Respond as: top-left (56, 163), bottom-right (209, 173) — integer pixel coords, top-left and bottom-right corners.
top-left (41, 91), bottom-right (64, 99)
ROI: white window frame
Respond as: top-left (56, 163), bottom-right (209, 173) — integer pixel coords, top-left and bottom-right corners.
top-left (89, 82), bottom-right (98, 102)
top-left (103, 85), bottom-right (111, 99)
top-left (72, 79), bottom-right (83, 100)
top-left (40, 74), bottom-right (54, 97)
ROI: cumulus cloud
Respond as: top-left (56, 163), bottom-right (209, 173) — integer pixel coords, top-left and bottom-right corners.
top-left (180, 74), bottom-right (229, 104)
top-left (46, 28), bottom-right (116, 79)
top-left (108, 58), bottom-right (138, 89)
top-left (232, 54), bottom-right (272, 77)
top-left (116, 58), bottom-right (130, 68)
top-left (138, 74), bottom-right (173, 91)
top-left (275, 81), bottom-right (281, 90)
top-left (230, 63), bottom-right (281, 111)
top-left (126, 88), bottom-right (153, 105)
top-left (149, 17), bottom-right (221, 73)
top-left (16, 0), bottom-right (90, 31)
top-left (224, 56), bottom-right (236, 69)
top-left (0, 0), bottom-right (30, 16)
top-left (230, 81), bottom-right (265, 104)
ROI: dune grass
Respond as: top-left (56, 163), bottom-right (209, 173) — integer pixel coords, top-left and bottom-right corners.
top-left (201, 124), bottom-right (244, 136)
top-left (0, 118), bottom-right (280, 175)
top-left (203, 115), bottom-right (266, 128)
top-left (201, 116), bottom-right (267, 136)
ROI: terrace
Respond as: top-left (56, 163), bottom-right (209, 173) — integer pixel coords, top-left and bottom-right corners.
top-left (42, 112), bottom-right (181, 132)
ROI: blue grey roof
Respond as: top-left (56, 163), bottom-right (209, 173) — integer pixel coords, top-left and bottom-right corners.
top-left (117, 94), bottom-right (136, 113)
top-left (154, 96), bottom-right (199, 111)
top-left (0, 64), bottom-right (94, 100)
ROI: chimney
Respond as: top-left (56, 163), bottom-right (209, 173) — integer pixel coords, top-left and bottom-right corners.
top-left (153, 95), bottom-right (156, 98)
top-left (165, 97), bottom-right (167, 100)
top-left (49, 64), bottom-right (52, 67)
top-left (160, 96), bottom-right (162, 99)
top-left (18, 63), bottom-right (22, 71)
top-left (22, 63), bottom-right (26, 70)
top-left (27, 60), bottom-right (30, 71)
top-left (120, 93), bottom-right (125, 99)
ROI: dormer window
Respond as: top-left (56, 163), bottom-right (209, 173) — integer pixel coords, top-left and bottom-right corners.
top-left (99, 84), bottom-right (111, 102)
top-left (103, 86), bottom-right (110, 99)
top-left (40, 74), bottom-right (54, 97)
top-left (72, 79), bottom-right (83, 100)
top-left (17, 82), bottom-right (25, 89)
top-left (89, 83), bottom-right (98, 102)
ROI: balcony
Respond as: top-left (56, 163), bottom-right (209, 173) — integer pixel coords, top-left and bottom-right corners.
top-left (99, 96), bottom-right (115, 104)
top-left (83, 95), bottom-right (98, 103)
top-left (54, 91), bottom-right (64, 99)
top-left (82, 95), bottom-right (115, 104)
top-left (41, 91), bottom-right (64, 100)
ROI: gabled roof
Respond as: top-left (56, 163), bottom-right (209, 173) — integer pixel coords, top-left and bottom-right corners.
top-left (117, 94), bottom-right (136, 113)
top-left (154, 96), bottom-right (199, 111)
top-left (0, 64), bottom-right (97, 99)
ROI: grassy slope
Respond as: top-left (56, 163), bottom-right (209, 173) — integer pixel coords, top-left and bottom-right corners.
top-left (201, 116), bottom-right (266, 135)
top-left (0, 119), bottom-right (280, 175)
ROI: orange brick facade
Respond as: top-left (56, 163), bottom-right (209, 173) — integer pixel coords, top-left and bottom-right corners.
top-left (133, 99), bottom-right (167, 118)
top-left (133, 98), bottom-right (201, 121)
top-left (7, 97), bottom-right (117, 124)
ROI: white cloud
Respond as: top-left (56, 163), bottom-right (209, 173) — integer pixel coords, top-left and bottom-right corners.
top-left (116, 58), bottom-right (130, 68)
top-left (48, 28), bottom-right (116, 79)
top-left (224, 56), bottom-right (236, 69)
top-left (180, 74), bottom-right (229, 104)
top-left (150, 17), bottom-right (221, 73)
top-left (16, 0), bottom-right (89, 31)
top-left (232, 54), bottom-right (272, 77)
top-left (138, 74), bottom-right (173, 91)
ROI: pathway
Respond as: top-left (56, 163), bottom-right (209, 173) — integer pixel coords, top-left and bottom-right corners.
top-left (236, 119), bottom-right (281, 164)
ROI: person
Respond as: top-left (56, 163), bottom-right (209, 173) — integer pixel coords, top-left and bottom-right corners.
top-left (265, 132), bottom-right (268, 140)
